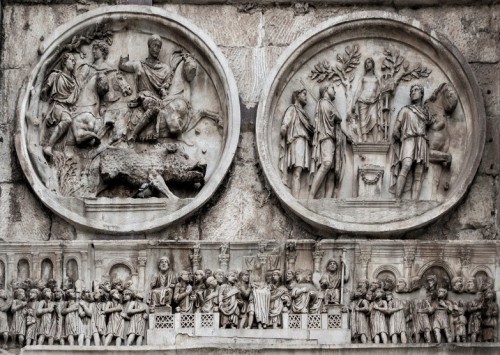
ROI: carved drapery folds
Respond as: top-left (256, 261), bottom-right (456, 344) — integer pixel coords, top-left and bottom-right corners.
top-left (256, 12), bottom-right (485, 236)
top-left (16, 6), bottom-right (240, 234)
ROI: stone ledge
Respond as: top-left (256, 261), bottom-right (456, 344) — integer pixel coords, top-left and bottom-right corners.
top-left (19, 343), bottom-right (500, 355)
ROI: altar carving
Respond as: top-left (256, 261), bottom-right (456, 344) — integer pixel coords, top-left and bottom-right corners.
top-left (16, 7), bottom-right (240, 233)
top-left (256, 12), bottom-right (485, 235)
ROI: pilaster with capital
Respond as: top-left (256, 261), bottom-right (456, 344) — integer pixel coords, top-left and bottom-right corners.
top-left (285, 241), bottom-right (297, 273)
top-left (403, 246), bottom-right (416, 285)
top-left (218, 243), bottom-right (230, 271)
top-left (358, 247), bottom-right (371, 280)
top-left (190, 243), bottom-right (202, 272)
top-left (138, 255), bottom-right (148, 291)
top-left (312, 242), bottom-right (324, 273)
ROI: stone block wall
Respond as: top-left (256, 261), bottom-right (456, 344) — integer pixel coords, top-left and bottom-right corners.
top-left (0, 0), bottom-right (499, 242)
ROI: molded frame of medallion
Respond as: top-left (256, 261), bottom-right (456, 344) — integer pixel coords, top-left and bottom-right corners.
top-left (256, 11), bottom-right (485, 237)
top-left (15, 6), bottom-right (240, 235)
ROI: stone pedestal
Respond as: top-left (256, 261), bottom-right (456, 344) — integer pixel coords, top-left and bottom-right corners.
top-left (352, 143), bottom-right (391, 199)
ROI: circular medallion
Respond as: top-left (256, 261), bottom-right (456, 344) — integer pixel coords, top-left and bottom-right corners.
top-left (16, 6), bottom-right (240, 234)
top-left (256, 12), bottom-right (485, 236)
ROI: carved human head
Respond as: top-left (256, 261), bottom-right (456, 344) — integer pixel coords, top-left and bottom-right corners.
top-left (437, 287), bottom-right (448, 299)
top-left (226, 270), bottom-right (238, 284)
top-left (158, 257), bottom-right (170, 272)
top-left (364, 290), bottom-right (373, 301)
top-left (53, 288), bottom-right (63, 300)
top-left (110, 289), bottom-right (121, 301)
top-left (426, 274), bottom-right (437, 289)
top-left (465, 278), bottom-right (477, 293)
top-left (66, 289), bottom-right (76, 300)
top-left (385, 291), bottom-right (393, 301)
top-left (92, 40), bottom-right (109, 61)
top-left (292, 88), bottom-right (307, 106)
top-left (451, 276), bottom-right (465, 293)
top-left (14, 288), bottom-right (26, 301)
top-left (285, 270), bottom-right (295, 283)
top-left (93, 289), bottom-right (103, 302)
top-left (204, 269), bottom-right (213, 278)
top-left (326, 259), bottom-right (338, 273)
top-left (206, 276), bottom-right (217, 289)
top-left (123, 289), bottom-right (133, 302)
top-left (357, 279), bottom-right (369, 294)
top-left (304, 270), bottom-right (313, 283)
top-left (42, 287), bottom-right (52, 300)
top-left (396, 278), bottom-right (407, 293)
top-left (0, 289), bottom-right (6, 299)
top-left (265, 271), bottom-right (273, 284)
top-left (214, 269), bottom-right (225, 284)
top-left (147, 34), bottom-right (162, 59)
top-left (319, 84), bottom-right (336, 101)
top-left (194, 269), bottom-right (206, 283)
top-left (179, 270), bottom-right (190, 283)
top-left (29, 288), bottom-right (40, 300)
top-left (239, 270), bottom-right (250, 283)
top-left (369, 280), bottom-right (380, 291)
top-left (410, 84), bottom-right (424, 104)
top-left (374, 288), bottom-right (384, 300)
top-left (364, 57), bottom-right (375, 72)
top-left (272, 270), bottom-right (282, 284)
top-left (484, 289), bottom-right (495, 302)
top-left (61, 52), bottom-right (75, 72)
top-left (112, 279), bottom-right (124, 292)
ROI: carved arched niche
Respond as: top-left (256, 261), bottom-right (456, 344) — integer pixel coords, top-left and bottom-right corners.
top-left (16, 6), bottom-right (240, 234)
top-left (256, 12), bottom-right (485, 236)
top-left (41, 258), bottom-right (54, 281)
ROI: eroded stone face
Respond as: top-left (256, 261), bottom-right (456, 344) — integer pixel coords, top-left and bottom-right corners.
top-left (15, 6), bottom-right (240, 234)
top-left (256, 12), bottom-right (485, 236)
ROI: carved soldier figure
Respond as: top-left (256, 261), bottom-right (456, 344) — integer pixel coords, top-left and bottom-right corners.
top-left (309, 84), bottom-right (350, 199)
top-left (63, 289), bottom-right (85, 346)
top-left (482, 289), bottom-right (498, 342)
top-left (0, 289), bottom-right (11, 349)
top-left (199, 276), bottom-right (219, 314)
top-left (279, 88), bottom-right (314, 198)
top-left (369, 288), bottom-right (388, 343)
top-left (430, 287), bottom-right (452, 343)
top-left (78, 289), bottom-right (93, 346)
top-left (50, 288), bottom-right (65, 345)
top-left (467, 291), bottom-right (483, 342)
top-left (414, 295), bottom-right (432, 343)
top-left (104, 289), bottom-right (125, 346)
top-left (126, 291), bottom-right (148, 346)
top-left (319, 258), bottom-right (349, 305)
top-left (451, 302), bottom-right (467, 343)
top-left (174, 270), bottom-right (196, 314)
top-left (391, 84), bottom-right (432, 200)
top-left (213, 269), bottom-right (226, 289)
top-left (351, 58), bottom-right (381, 142)
top-left (385, 291), bottom-right (407, 344)
top-left (218, 271), bottom-right (241, 329)
top-left (37, 288), bottom-right (56, 345)
top-left (90, 289), bottom-right (107, 346)
top-left (268, 270), bottom-right (290, 329)
top-left (41, 53), bottom-right (80, 159)
top-left (150, 256), bottom-right (176, 309)
top-left (10, 288), bottom-right (28, 347)
top-left (237, 271), bottom-right (252, 328)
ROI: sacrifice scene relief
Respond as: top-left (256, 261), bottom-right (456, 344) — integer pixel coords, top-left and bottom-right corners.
top-left (275, 42), bottom-right (466, 224)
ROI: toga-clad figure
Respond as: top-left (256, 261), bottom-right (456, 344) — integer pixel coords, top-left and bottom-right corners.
top-left (150, 256), bottom-right (176, 309)
top-left (309, 85), bottom-right (350, 199)
top-left (279, 88), bottom-right (314, 198)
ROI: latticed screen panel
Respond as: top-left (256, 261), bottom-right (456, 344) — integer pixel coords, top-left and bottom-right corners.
top-left (155, 314), bottom-right (174, 329)
top-left (288, 314), bottom-right (302, 329)
top-left (328, 314), bottom-right (342, 329)
top-left (200, 313), bottom-right (215, 328)
top-left (307, 314), bottom-right (321, 329)
top-left (180, 314), bottom-right (195, 328)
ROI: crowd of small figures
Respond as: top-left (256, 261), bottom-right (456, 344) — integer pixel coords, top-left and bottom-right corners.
top-left (0, 269), bottom-right (498, 349)
top-left (349, 277), bottom-right (498, 344)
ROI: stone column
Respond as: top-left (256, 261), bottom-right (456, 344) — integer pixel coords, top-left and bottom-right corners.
top-left (7, 253), bottom-right (16, 282)
top-left (312, 242), bottom-right (324, 273)
top-left (403, 246), bottom-right (416, 287)
top-left (359, 247), bottom-right (371, 280)
top-left (218, 243), bottom-right (230, 271)
top-left (138, 255), bottom-right (148, 291)
top-left (190, 243), bottom-right (202, 272)
top-left (32, 252), bottom-right (41, 280)
top-left (458, 246), bottom-right (472, 277)
top-left (95, 258), bottom-right (104, 282)
top-left (81, 252), bottom-right (89, 288)
top-left (285, 241), bottom-right (297, 273)
top-left (54, 252), bottom-right (62, 286)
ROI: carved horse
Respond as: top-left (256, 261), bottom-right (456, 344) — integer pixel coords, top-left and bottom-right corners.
top-left (132, 50), bottom-right (222, 142)
top-left (424, 82), bottom-right (458, 199)
top-left (70, 69), bottom-right (132, 147)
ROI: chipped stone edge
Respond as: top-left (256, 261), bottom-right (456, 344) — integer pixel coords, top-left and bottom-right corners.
top-left (256, 11), bottom-right (486, 237)
top-left (15, 5), bottom-right (241, 235)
